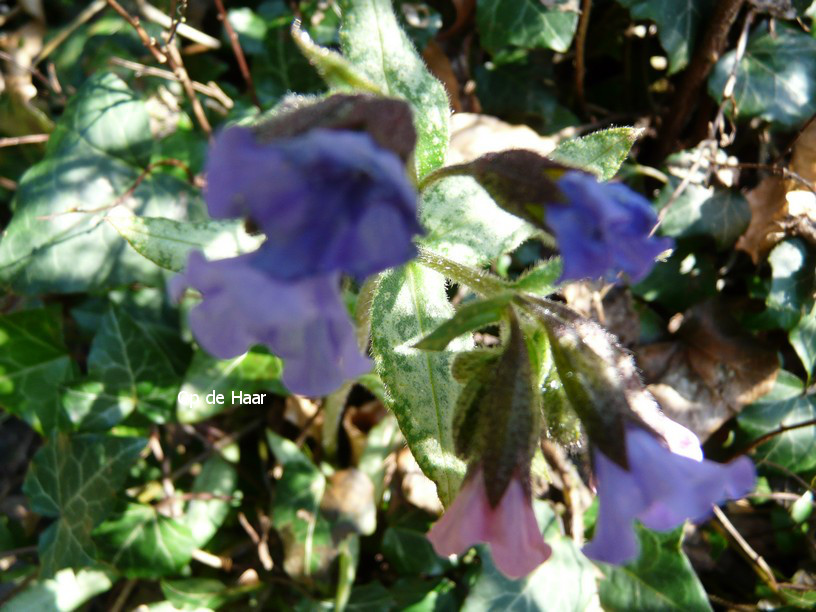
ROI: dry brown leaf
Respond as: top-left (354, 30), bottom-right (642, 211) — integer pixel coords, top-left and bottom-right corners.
top-left (636, 303), bottom-right (778, 440)
top-left (396, 447), bottom-right (444, 515)
top-left (342, 400), bottom-right (388, 465)
top-left (423, 39), bottom-right (462, 112)
top-left (320, 468), bottom-right (376, 537)
top-left (438, 0), bottom-right (476, 39)
top-left (737, 118), bottom-right (816, 262)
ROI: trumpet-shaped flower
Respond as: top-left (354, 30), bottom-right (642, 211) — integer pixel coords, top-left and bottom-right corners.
top-left (583, 423), bottom-right (756, 565)
top-left (205, 126), bottom-right (421, 281)
top-left (427, 468), bottom-right (551, 579)
top-left (548, 171), bottom-right (672, 283)
top-left (170, 252), bottom-right (371, 397)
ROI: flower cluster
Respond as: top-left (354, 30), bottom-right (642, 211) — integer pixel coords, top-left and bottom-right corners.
top-left (171, 126), bottom-right (421, 396)
top-left (427, 416), bottom-right (754, 579)
top-left (549, 171), bottom-right (673, 283)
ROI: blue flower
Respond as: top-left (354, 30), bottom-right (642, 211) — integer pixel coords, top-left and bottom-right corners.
top-left (205, 126), bottom-right (422, 281)
top-left (583, 422), bottom-right (755, 565)
top-left (548, 172), bottom-right (672, 283)
top-left (170, 252), bottom-right (371, 397)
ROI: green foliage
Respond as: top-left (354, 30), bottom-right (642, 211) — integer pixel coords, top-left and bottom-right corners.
top-left (709, 22), bottom-right (816, 127)
top-left (598, 526), bottom-right (711, 611)
top-left (414, 294), bottom-right (512, 351)
top-left (550, 128), bottom-right (643, 181)
top-left (0, 307), bottom-right (74, 433)
top-left (339, 0), bottom-right (449, 178)
top-left (477, 0), bottom-right (579, 55)
top-left (370, 264), bottom-right (468, 507)
top-left (617, 0), bottom-right (713, 74)
top-left (2, 568), bottom-right (115, 612)
top-left (23, 433), bottom-right (146, 576)
top-left (0, 73), bottom-right (203, 294)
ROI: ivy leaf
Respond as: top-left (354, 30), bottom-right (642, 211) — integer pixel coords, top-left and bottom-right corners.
top-left (420, 176), bottom-right (537, 267)
top-left (339, 0), bottom-right (449, 178)
top-left (177, 349), bottom-right (284, 424)
top-left (107, 215), bottom-right (265, 273)
top-left (463, 503), bottom-right (598, 611)
top-left (85, 304), bottom-right (187, 424)
top-left (0, 72), bottom-right (203, 294)
top-left (597, 525), bottom-right (711, 611)
top-left (617, 0), bottom-right (713, 74)
top-left (370, 263), bottom-right (468, 507)
top-left (1, 568), bottom-right (115, 612)
top-left (764, 239), bottom-right (815, 331)
top-left (184, 453), bottom-right (238, 547)
top-left (476, 0), bottom-right (579, 55)
top-left (266, 431), bottom-right (335, 579)
top-left (0, 307), bottom-right (75, 433)
top-left (22, 433), bottom-right (146, 577)
top-left (93, 504), bottom-right (196, 579)
top-left (657, 182), bottom-right (751, 250)
top-left (790, 303), bottom-right (816, 381)
top-left (550, 127), bottom-right (643, 181)
top-left (709, 22), bottom-right (816, 128)
top-left (739, 371), bottom-right (816, 473)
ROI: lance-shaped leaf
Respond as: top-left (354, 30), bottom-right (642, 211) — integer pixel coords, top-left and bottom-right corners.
top-left (550, 127), bottom-right (643, 181)
top-left (291, 21), bottom-right (382, 94)
top-left (454, 311), bottom-right (542, 505)
top-left (253, 93), bottom-right (416, 164)
top-left (370, 263), bottom-right (468, 506)
top-left (107, 214), bottom-right (265, 273)
top-left (339, 0), bottom-right (450, 178)
top-left (414, 294), bottom-right (513, 351)
top-left (22, 433), bottom-right (146, 576)
top-left (520, 296), bottom-right (658, 467)
top-left (429, 150), bottom-right (569, 231)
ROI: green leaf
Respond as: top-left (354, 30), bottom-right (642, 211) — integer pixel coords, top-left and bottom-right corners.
top-left (510, 259), bottom-right (563, 297)
top-left (550, 128), bottom-right (643, 181)
top-left (477, 0), bottom-right (579, 55)
top-left (93, 504), bottom-right (196, 579)
top-left (62, 381), bottom-right (137, 433)
top-left (382, 526), bottom-right (448, 576)
top-left (597, 525), bottom-right (711, 611)
top-left (160, 578), bottom-right (257, 611)
top-left (475, 61), bottom-right (577, 135)
top-left (415, 294), bottom-right (512, 351)
top-left (657, 182), bottom-right (750, 250)
top-left (107, 215), bottom-right (265, 273)
top-left (0, 307), bottom-right (74, 433)
top-left (266, 431), bottom-right (335, 579)
top-left (739, 371), bottom-right (816, 473)
top-left (420, 176), bottom-right (537, 267)
top-left (358, 413), bottom-right (403, 503)
top-left (22, 433), bottom-right (146, 576)
top-left (617, 0), bottom-right (713, 74)
top-left (709, 22), bottom-right (816, 128)
top-left (86, 304), bottom-right (186, 424)
top-left (370, 264), bottom-right (468, 507)
top-left (463, 503), bottom-right (598, 611)
top-left (1, 568), bottom-right (115, 612)
top-left (339, 0), bottom-right (449, 178)
top-left (763, 239), bottom-right (815, 331)
top-left (184, 453), bottom-right (238, 547)
top-left (0, 73), bottom-right (203, 294)
top-left (176, 348), bottom-right (284, 423)
top-left (790, 303), bottom-right (816, 380)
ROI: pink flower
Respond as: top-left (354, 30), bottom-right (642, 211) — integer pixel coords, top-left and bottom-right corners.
top-left (427, 467), bottom-right (551, 579)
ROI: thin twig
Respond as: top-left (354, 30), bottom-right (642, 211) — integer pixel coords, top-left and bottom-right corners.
top-left (166, 43), bottom-right (212, 137)
top-left (0, 50), bottom-right (53, 92)
top-left (106, 0), bottom-right (168, 64)
top-left (0, 177), bottom-right (18, 191)
top-left (213, 0), bottom-right (261, 109)
top-left (574, 0), bottom-right (592, 117)
top-left (135, 0), bottom-right (221, 49)
top-left (712, 505), bottom-right (779, 591)
top-left (110, 56), bottom-right (234, 109)
top-left (165, 0), bottom-right (184, 46)
top-left (734, 417), bottom-right (816, 459)
top-left (109, 579), bottom-right (137, 612)
top-left (0, 545), bottom-right (38, 558)
top-left (35, 0), bottom-right (108, 66)
top-left (0, 134), bottom-right (49, 148)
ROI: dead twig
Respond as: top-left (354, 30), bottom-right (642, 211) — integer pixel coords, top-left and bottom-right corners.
top-left (712, 505), bottom-right (779, 592)
top-left (35, 0), bottom-right (108, 66)
top-left (166, 43), bottom-right (212, 137)
top-left (574, 0), bottom-right (592, 117)
top-left (213, 0), bottom-right (262, 110)
top-left (106, 0), bottom-right (168, 64)
top-left (0, 134), bottom-right (49, 148)
top-left (734, 417), bottom-right (816, 459)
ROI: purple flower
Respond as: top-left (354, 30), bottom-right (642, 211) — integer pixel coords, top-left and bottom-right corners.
top-left (583, 423), bottom-right (756, 565)
top-left (427, 467), bottom-right (551, 579)
top-left (170, 252), bottom-right (371, 397)
top-left (205, 126), bottom-right (422, 281)
top-left (548, 171), bottom-right (672, 283)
